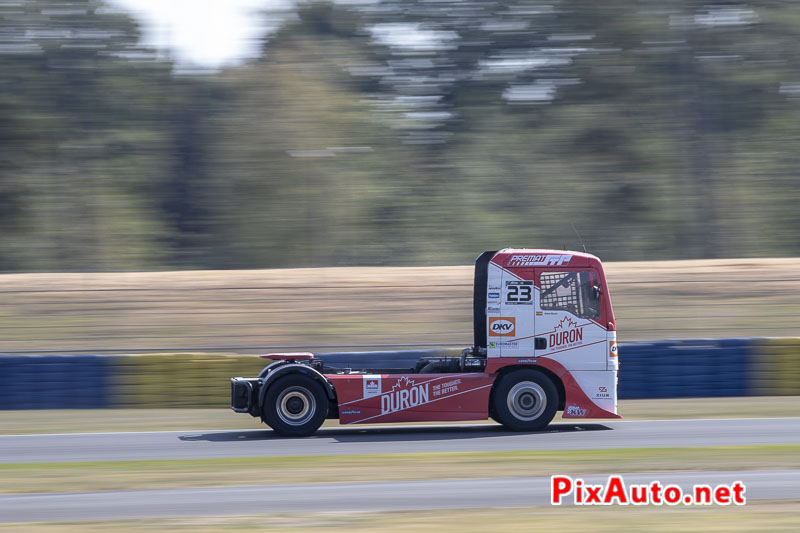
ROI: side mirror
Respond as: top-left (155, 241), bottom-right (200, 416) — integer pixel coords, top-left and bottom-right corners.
top-left (592, 285), bottom-right (602, 301)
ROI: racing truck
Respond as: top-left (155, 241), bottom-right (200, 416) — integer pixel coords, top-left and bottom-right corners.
top-left (231, 249), bottom-right (620, 436)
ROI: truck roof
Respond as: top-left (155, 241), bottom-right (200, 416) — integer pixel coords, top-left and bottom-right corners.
top-left (491, 248), bottom-right (602, 269)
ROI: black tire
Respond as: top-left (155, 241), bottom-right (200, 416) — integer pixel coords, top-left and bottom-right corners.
top-left (492, 370), bottom-right (558, 431)
top-left (262, 373), bottom-right (329, 437)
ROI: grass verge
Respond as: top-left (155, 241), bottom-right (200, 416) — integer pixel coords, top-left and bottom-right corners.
top-left (1, 502), bottom-right (799, 532)
top-left (1, 445), bottom-right (798, 494)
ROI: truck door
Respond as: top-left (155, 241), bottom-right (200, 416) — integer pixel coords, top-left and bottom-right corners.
top-left (490, 266), bottom-right (536, 357)
top-left (534, 268), bottom-right (607, 371)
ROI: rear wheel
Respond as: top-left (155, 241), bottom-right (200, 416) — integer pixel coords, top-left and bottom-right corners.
top-left (492, 370), bottom-right (558, 431)
top-left (262, 374), bottom-right (329, 437)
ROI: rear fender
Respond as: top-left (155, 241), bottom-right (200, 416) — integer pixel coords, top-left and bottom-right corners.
top-left (257, 360), bottom-right (288, 378)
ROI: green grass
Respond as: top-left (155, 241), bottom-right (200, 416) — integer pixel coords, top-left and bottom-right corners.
top-left (2, 502), bottom-right (800, 532)
top-left (1, 396), bottom-right (797, 435)
top-left (1, 445), bottom-right (798, 494)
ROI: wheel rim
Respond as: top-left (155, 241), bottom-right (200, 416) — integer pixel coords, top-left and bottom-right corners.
top-left (507, 381), bottom-right (547, 421)
top-left (277, 386), bottom-right (316, 426)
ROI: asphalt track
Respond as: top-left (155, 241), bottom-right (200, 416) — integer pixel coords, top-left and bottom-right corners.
top-left (1, 418), bottom-right (800, 464)
top-left (1, 418), bottom-right (799, 522)
top-left (1, 470), bottom-right (798, 522)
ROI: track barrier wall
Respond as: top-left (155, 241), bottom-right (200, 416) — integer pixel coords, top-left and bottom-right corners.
top-left (0, 338), bottom-right (798, 409)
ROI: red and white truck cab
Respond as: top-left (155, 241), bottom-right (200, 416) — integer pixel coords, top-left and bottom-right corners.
top-left (231, 249), bottom-right (620, 436)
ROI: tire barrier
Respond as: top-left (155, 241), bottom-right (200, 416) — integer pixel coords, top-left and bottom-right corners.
top-left (0, 355), bottom-right (110, 409)
top-left (111, 354), bottom-right (268, 408)
top-left (0, 338), bottom-right (798, 409)
top-left (750, 338), bottom-right (800, 396)
top-left (617, 338), bottom-right (754, 399)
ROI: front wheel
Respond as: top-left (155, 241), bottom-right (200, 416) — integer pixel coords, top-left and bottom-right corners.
top-left (262, 374), bottom-right (329, 437)
top-left (492, 370), bottom-right (558, 431)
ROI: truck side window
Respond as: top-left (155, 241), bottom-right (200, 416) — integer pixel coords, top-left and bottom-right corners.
top-left (539, 270), bottom-right (601, 320)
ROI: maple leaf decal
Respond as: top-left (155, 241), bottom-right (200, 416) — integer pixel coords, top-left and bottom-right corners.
top-left (553, 316), bottom-right (579, 332)
top-left (391, 376), bottom-right (415, 392)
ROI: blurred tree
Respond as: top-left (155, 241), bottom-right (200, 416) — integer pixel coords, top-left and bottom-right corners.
top-left (3, 0), bottom-right (800, 271)
top-left (0, 0), bottom-right (175, 270)
top-left (207, 3), bottom-right (416, 267)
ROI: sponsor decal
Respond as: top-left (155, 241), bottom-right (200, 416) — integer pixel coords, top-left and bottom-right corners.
top-left (517, 358), bottom-right (538, 364)
top-left (344, 376), bottom-right (495, 425)
top-left (508, 254), bottom-right (572, 267)
top-left (491, 341), bottom-right (519, 349)
top-left (381, 376), bottom-right (429, 415)
top-left (340, 408), bottom-right (362, 416)
top-left (488, 292), bottom-right (500, 299)
top-left (596, 386), bottom-right (610, 399)
top-left (432, 378), bottom-right (461, 397)
top-left (363, 375), bottom-right (381, 398)
top-left (566, 405), bottom-right (587, 417)
top-left (489, 317), bottom-right (516, 337)
top-left (505, 280), bottom-right (533, 305)
top-left (487, 306), bottom-right (501, 313)
top-left (609, 341), bottom-right (618, 357)
top-left (549, 316), bottom-right (584, 349)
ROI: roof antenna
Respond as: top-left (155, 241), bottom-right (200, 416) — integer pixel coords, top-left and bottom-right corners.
top-left (571, 222), bottom-right (587, 253)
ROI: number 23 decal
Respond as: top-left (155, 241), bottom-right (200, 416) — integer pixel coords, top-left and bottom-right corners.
top-left (506, 285), bottom-right (532, 302)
